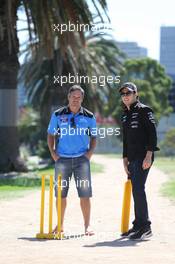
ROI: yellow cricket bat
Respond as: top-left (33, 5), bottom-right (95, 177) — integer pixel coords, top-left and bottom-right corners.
top-left (121, 179), bottom-right (132, 234)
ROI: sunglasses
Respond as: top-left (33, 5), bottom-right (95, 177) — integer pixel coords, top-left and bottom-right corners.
top-left (70, 117), bottom-right (76, 128)
top-left (120, 91), bottom-right (134, 97)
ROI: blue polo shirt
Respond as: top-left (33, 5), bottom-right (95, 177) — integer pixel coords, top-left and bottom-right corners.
top-left (47, 106), bottom-right (97, 157)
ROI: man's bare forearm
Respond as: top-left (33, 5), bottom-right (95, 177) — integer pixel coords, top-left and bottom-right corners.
top-left (47, 134), bottom-right (55, 154)
top-left (145, 150), bottom-right (153, 158)
top-left (84, 137), bottom-right (97, 160)
top-left (47, 134), bottom-right (59, 161)
top-left (89, 137), bottom-right (97, 153)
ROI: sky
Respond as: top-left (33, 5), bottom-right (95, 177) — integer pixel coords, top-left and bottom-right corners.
top-left (107, 0), bottom-right (175, 60)
top-left (18, 0), bottom-right (175, 62)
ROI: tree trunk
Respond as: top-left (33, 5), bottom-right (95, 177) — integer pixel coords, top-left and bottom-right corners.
top-left (0, 0), bottom-right (26, 172)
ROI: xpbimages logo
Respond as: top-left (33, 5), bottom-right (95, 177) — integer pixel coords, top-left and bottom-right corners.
top-left (53, 126), bottom-right (120, 139)
top-left (53, 73), bottom-right (120, 87)
top-left (52, 21), bottom-right (111, 35)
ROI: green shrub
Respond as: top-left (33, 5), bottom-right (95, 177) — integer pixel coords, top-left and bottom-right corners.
top-left (159, 128), bottom-right (175, 156)
top-left (36, 140), bottom-right (50, 159)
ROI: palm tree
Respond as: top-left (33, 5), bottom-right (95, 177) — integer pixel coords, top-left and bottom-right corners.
top-left (20, 30), bottom-right (124, 127)
top-left (0, 0), bottom-right (109, 172)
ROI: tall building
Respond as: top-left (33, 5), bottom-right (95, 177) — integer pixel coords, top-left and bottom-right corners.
top-left (160, 26), bottom-right (175, 75)
top-left (117, 41), bottom-right (147, 59)
top-left (160, 26), bottom-right (175, 111)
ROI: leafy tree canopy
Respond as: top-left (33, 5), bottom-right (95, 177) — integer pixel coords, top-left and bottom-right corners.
top-left (105, 58), bottom-right (173, 124)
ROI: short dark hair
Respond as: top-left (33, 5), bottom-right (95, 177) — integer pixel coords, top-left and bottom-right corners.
top-left (68, 85), bottom-right (84, 97)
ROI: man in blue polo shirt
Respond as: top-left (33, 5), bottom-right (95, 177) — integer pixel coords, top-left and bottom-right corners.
top-left (47, 85), bottom-right (97, 235)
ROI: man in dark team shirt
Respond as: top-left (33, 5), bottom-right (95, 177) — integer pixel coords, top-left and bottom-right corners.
top-left (119, 82), bottom-right (159, 240)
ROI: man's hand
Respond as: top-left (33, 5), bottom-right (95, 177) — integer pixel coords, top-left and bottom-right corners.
top-left (142, 151), bottom-right (152, 170)
top-left (123, 157), bottom-right (130, 176)
top-left (51, 151), bottom-right (60, 162)
top-left (84, 150), bottom-right (93, 160)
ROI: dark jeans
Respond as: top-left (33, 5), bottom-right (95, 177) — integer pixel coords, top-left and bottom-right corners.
top-left (128, 159), bottom-right (152, 229)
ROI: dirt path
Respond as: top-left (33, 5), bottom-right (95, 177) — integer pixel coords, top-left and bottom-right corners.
top-left (0, 155), bottom-right (174, 264)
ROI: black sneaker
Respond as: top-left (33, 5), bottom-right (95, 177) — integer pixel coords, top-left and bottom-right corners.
top-left (121, 227), bottom-right (138, 237)
top-left (129, 227), bottom-right (152, 240)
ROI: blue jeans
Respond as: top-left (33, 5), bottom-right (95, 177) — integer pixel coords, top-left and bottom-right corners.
top-left (128, 159), bottom-right (152, 229)
top-left (54, 155), bottom-right (92, 198)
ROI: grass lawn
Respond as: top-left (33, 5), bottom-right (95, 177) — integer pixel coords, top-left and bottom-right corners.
top-left (154, 156), bottom-right (175, 199)
top-left (0, 186), bottom-right (35, 200)
top-left (0, 161), bottom-right (104, 200)
top-left (0, 177), bottom-right (45, 200)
